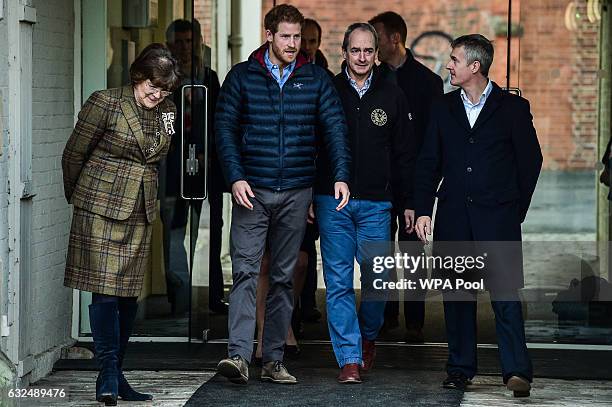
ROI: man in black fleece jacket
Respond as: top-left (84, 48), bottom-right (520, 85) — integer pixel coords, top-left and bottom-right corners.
top-left (370, 10), bottom-right (445, 342)
top-left (314, 22), bottom-right (417, 384)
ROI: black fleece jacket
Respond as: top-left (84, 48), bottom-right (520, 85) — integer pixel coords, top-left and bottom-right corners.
top-left (315, 64), bottom-right (417, 209)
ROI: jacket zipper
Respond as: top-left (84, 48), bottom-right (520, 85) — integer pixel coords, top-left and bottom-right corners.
top-left (353, 90), bottom-right (361, 199)
top-left (278, 83), bottom-right (284, 191)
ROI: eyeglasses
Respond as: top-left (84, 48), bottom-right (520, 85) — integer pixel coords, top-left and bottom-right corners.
top-left (144, 80), bottom-right (173, 97)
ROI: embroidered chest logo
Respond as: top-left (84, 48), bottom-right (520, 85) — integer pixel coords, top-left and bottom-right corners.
top-left (371, 108), bottom-right (387, 126)
top-left (293, 82), bottom-right (304, 89)
top-left (162, 112), bottom-right (176, 135)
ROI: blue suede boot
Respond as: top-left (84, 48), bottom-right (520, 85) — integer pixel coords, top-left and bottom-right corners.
top-left (117, 300), bottom-right (153, 401)
top-left (89, 302), bottom-right (119, 406)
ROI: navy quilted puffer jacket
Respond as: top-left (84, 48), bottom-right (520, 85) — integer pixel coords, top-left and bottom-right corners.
top-left (215, 44), bottom-right (351, 191)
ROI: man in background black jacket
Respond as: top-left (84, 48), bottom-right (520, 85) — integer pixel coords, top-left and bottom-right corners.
top-left (293, 17), bottom-right (333, 325)
top-left (370, 11), bottom-right (444, 342)
top-left (302, 18), bottom-right (334, 77)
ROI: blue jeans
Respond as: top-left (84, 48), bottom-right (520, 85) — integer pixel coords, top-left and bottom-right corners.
top-left (315, 195), bottom-right (392, 367)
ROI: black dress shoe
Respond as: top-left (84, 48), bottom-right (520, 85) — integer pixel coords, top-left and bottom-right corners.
top-left (209, 300), bottom-right (229, 314)
top-left (442, 373), bottom-right (469, 390)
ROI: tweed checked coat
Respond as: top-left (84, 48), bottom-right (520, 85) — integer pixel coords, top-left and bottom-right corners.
top-left (62, 86), bottom-right (176, 296)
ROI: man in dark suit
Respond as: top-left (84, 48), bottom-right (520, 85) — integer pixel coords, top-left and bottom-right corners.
top-left (414, 34), bottom-right (542, 397)
top-left (369, 11), bottom-right (444, 342)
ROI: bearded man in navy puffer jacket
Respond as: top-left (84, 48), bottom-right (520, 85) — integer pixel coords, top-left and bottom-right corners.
top-left (215, 4), bottom-right (351, 385)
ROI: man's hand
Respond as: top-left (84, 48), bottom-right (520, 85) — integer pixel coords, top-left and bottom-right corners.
top-left (307, 203), bottom-right (316, 224)
top-left (404, 209), bottom-right (415, 234)
top-left (334, 182), bottom-right (350, 211)
top-left (232, 180), bottom-right (255, 210)
top-left (415, 216), bottom-right (432, 244)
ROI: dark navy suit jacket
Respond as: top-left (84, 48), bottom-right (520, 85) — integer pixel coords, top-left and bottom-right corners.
top-left (414, 82), bottom-right (542, 290)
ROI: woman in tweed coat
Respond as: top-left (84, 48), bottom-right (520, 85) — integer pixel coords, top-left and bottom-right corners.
top-left (62, 44), bottom-right (180, 406)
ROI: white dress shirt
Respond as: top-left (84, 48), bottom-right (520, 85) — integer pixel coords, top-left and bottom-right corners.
top-left (460, 80), bottom-right (493, 127)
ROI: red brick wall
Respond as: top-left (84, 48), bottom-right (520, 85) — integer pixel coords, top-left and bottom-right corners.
top-left (518, 0), bottom-right (599, 169)
top-left (194, 0), bottom-right (213, 44)
top-left (261, 0), bottom-right (515, 83)
top-left (255, 1), bottom-right (600, 170)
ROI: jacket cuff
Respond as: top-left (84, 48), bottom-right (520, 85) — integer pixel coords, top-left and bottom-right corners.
top-left (402, 195), bottom-right (414, 211)
top-left (414, 209), bottom-right (433, 220)
top-left (227, 169), bottom-right (246, 186)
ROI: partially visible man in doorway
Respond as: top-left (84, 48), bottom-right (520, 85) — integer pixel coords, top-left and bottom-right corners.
top-left (315, 22), bottom-right (416, 384)
top-left (215, 4), bottom-right (351, 385)
top-left (290, 16), bottom-right (334, 326)
top-left (163, 19), bottom-right (228, 316)
top-left (369, 11), bottom-right (444, 342)
top-left (302, 18), bottom-right (334, 77)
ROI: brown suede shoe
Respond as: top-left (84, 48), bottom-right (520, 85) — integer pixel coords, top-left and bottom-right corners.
top-left (261, 361), bottom-right (298, 384)
top-left (507, 375), bottom-right (531, 397)
top-left (361, 339), bottom-right (376, 373)
top-left (337, 363), bottom-right (362, 384)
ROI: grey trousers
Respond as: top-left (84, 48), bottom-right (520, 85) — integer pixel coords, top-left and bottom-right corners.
top-left (228, 186), bottom-right (312, 363)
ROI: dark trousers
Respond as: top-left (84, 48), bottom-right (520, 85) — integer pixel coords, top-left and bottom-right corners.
top-left (385, 210), bottom-right (427, 328)
top-left (160, 191), bottom-right (226, 312)
top-left (160, 198), bottom-right (202, 313)
top-left (299, 223), bottom-right (319, 312)
top-left (443, 290), bottom-right (533, 382)
top-left (208, 189), bottom-right (225, 305)
top-left (228, 187), bottom-right (312, 363)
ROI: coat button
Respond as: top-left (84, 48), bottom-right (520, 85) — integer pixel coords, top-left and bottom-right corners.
top-left (469, 137), bottom-right (475, 144)
top-left (467, 166), bottom-right (473, 173)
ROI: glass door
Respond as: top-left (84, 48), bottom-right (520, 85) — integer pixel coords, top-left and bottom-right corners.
top-left (78, 0), bottom-right (219, 340)
top-left (514, 0), bottom-right (612, 345)
top-left (172, 1), bottom-right (612, 348)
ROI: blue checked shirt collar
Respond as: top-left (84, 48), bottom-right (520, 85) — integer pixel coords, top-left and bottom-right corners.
top-left (265, 49), bottom-right (296, 89)
top-left (345, 66), bottom-right (373, 99)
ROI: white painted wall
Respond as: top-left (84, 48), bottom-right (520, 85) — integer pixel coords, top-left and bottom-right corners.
top-left (0, 0), bottom-right (11, 358)
top-left (0, 0), bottom-right (76, 388)
top-left (0, 2), bottom-right (16, 402)
top-left (239, 0), bottom-right (262, 61)
top-left (27, 0), bottom-right (76, 382)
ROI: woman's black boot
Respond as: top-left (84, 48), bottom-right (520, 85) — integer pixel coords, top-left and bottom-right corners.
top-left (89, 302), bottom-right (119, 406)
top-left (117, 300), bottom-right (153, 401)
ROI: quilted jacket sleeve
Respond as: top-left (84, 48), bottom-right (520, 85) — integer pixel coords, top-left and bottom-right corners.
top-left (316, 72), bottom-right (351, 183)
top-left (215, 66), bottom-right (246, 186)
